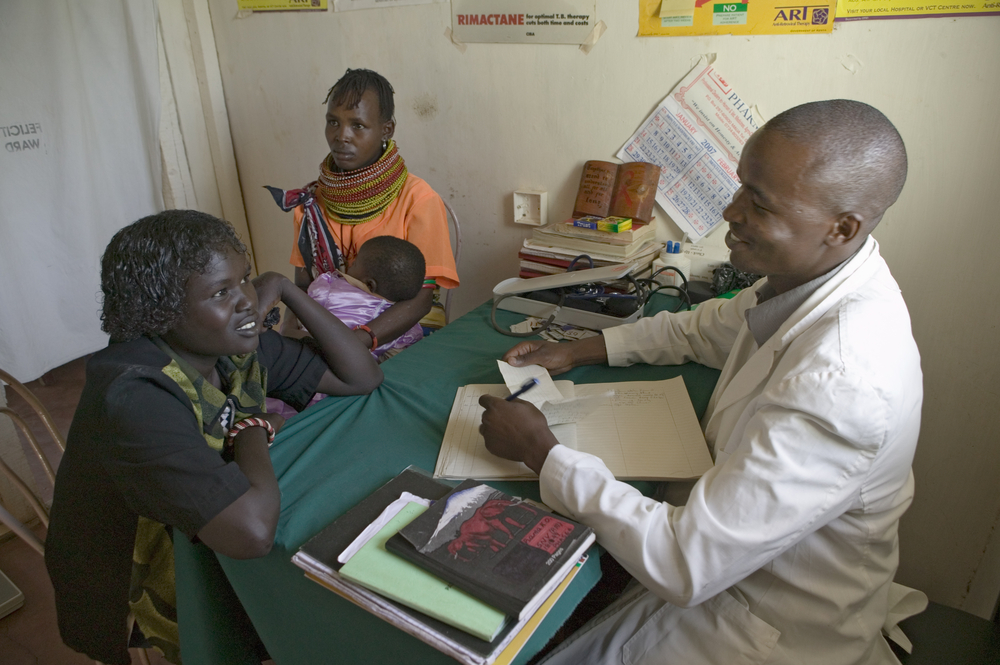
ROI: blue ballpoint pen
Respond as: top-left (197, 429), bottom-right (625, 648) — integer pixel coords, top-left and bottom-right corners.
top-left (506, 378), bottom-right (540, 401)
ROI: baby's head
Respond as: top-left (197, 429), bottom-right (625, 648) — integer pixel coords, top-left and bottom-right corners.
top-left (101, 210), bottom-right (247, 342)
top-left (347, 236), bottom-right (425, 302)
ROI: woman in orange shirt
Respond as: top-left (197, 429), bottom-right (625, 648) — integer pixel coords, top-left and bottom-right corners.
top-left (267, 68), bottom-right (459, 352)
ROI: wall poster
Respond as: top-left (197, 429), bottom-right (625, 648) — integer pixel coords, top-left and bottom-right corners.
top-left (237, 0), bottom-right (327, 10)
top-left (637, 0), bottom-right (834, 35)
top-left (616, 57), bottom-right (764, 242)
top-left (452, 0), bottom-right (597, 43)
top-left (335, 0), bottom-right (444, 11)
top-left (835, 0), bottom-right (1000, 19)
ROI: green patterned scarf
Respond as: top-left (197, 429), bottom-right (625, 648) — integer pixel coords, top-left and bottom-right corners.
top-left (129, 338), bottom-right (268, 663)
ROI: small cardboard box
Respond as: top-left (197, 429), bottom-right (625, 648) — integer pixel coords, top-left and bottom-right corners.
top-left (571, 216), bottom-right (632, 233)
top-left (682, 243), bottom-right (731, 283)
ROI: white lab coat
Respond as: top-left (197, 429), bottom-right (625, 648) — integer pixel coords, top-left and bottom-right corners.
top-left (540, 237), bottom-right (924, 665)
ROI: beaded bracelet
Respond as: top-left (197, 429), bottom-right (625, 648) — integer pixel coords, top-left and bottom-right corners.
top-left (226, 417), bottom-right (276, 448)
top-left (353, 324), bottom-right (378, 351)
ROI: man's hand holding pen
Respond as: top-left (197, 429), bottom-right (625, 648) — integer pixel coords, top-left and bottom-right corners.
top-left (479, 378), bottom-right (559, 475)
top-left (482, 333), bottom-right (610, 473)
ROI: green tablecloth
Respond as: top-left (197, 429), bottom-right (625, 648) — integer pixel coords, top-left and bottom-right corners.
top-left (175, 295), bottom-right (721, 665)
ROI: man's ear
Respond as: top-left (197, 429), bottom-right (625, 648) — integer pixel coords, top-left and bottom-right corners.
top-left (827, 212), bottom-right (863, 246)
top-left (365, 277), bottom-right (378, 294)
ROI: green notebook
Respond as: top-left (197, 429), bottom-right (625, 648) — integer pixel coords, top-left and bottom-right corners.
top-left (339, 502), bottom-right (508, 642)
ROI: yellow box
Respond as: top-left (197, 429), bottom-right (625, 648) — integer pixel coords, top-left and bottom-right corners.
top-left (572, 216), bottom-right (633, 233)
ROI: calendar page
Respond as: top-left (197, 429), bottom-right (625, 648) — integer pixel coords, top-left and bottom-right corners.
top-left (617, 57), bottom-right (764, 242)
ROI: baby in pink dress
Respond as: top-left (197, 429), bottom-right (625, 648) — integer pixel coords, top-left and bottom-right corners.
top-left (268, 236), bottom-right (425, 418)
top-left (310, 236), bottom-right (426, 360)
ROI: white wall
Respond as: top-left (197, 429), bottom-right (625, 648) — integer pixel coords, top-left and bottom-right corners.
top-left (158, 0), bottom-right (253, 264)
top-left (205, 0), bottom-right (1000, 616)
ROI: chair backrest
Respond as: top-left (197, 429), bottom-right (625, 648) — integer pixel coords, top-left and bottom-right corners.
top-left (1, 367), bottom-right (155, 665)
top-left (442, 200), bottom-right (462, 323)
top-left (0, 367), bottom-right (63, 556)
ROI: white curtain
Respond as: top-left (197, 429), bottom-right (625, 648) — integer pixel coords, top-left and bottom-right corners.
top-left (0, 0), bottom-right (161, 382)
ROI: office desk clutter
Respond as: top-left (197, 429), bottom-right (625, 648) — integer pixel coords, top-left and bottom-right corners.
top-left (519, 221), bottom-right (661, 279)
top-left (175, 295), bottom-right (718, 664)
top-left (519, 159), bottom-right (667, 282)
top-left (512, 161), bottom-right (670, 344)
top-left (291, 467), bottom-right (593, 665)
top-left (507, 318), bottom-right (602, 342)
top-left (386, 480), bottom-right (594, 620)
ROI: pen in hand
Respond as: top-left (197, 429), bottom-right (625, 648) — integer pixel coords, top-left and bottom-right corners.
top-left (506, 378), bottom-right (540, 401)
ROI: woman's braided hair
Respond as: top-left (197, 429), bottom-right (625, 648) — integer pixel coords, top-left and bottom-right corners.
top-left (324, 68), bottom-right (395, 123)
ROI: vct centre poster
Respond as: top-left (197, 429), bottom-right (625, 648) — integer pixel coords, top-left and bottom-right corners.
top-left (835, 0), bottom-right (999, 20)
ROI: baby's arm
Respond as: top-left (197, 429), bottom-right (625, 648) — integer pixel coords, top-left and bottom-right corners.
top-left (356, 287), bottom-right (434, 349)
top-left (255, 272), bottom-right (382, 395)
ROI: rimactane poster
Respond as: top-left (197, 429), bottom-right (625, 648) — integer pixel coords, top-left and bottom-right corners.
top-left (452, 0), bottom-right (597, 43)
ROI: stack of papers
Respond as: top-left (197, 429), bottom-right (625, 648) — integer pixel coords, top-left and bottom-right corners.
top-left (434, 362), bottom-right (713, 481)
top-left (292, 468), bottom-right (590, 665)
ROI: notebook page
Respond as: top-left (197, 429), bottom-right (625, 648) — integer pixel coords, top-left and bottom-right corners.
top-left (435, 384), bottom-right (577, 480)
top-left (573, 377), bottom-right (712, 480)
top-left (541, 390), bottom-right (614, 426)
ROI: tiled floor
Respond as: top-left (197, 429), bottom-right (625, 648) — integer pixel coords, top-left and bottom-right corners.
top-left (0, 356), bottom-right (169, 665)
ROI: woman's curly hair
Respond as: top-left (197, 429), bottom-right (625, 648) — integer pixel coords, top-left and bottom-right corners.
top-left (100, 210), bottom-right (247, 342)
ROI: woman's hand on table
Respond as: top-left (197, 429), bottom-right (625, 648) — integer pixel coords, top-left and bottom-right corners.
top-left (502, 335), bottom-right (609, 376)
top-left (200, 410), bottom-right (284, 559)
top-left (478, 395), bottom-right (559, 475)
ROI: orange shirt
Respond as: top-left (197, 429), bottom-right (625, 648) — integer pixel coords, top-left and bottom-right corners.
top-left (290, 174), bottom-right (459, 290)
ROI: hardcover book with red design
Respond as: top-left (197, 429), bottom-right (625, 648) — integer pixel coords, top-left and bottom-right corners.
top-left (572, 160), bottom-right (661, 223)
top-left (385, 480), bottom-right (595, 620)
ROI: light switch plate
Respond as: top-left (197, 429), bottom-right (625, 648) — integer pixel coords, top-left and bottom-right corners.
top-left (513, 190), bottom-right (547, 226)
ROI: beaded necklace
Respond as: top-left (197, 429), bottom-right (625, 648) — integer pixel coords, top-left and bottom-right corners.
top-left (315, 140), bottom-right (408, 225)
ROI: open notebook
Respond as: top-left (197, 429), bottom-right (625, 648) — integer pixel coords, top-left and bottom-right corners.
top-left (434, 363), bottom-right (713, 481)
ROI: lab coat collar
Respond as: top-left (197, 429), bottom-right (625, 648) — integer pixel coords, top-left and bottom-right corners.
top-left (708, 236), bottom-right (883, 418)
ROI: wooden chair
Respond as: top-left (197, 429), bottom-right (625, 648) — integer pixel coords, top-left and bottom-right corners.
top-left (0, 367), bottom-right (153, 665)
top-left (0, 366), bottom-right (61, 556)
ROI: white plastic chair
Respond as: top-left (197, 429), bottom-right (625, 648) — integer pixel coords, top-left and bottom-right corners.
top-left (442, 200), bottom-right (462, 323)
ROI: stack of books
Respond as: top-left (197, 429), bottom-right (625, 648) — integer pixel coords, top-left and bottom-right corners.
top-left (520, 218), bottom-right (663, 279)
top-left (292, 468), bottom-right (595, 665)
top-left (519, 160), bottom-right (667, 279)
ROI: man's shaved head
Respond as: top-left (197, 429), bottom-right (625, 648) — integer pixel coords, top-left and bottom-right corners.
top-left (763, 100), bottom-right (907, 230)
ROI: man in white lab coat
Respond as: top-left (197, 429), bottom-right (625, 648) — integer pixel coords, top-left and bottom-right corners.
top-left (479, 100), bottom-right (923, 665)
